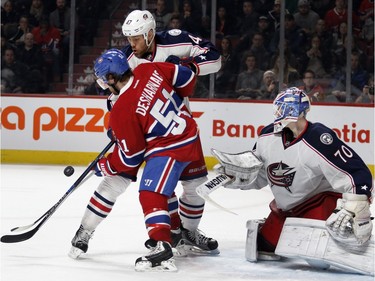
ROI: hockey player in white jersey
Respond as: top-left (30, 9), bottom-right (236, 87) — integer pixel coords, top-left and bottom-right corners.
top-left (212, 87), bottom-right (373, 275)
top-left (70, 10), bottom-right (221, 260)
top-left (121, 10), bottom-right (221, 76)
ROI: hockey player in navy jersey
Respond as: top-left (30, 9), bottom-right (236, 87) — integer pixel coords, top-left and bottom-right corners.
top-left (212, 87), bottom-right (373, 274)
top-left (69, 10), bottom-right (220, 260)
top-left (121, 10), bottom-right (221, 76)
top-left (82, 49), bottom-right (209, 271)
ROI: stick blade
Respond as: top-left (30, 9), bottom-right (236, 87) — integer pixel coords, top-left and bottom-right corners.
top-left (1, 227), bottom-right (39, 243)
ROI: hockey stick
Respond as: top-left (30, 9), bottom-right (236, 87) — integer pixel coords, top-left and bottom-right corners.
top-left (1, 140), bottom-right (115, 243)
top-left (196, 174), bottom-right (238, 215)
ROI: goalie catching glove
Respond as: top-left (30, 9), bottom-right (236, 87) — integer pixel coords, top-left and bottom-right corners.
top-left (211, 149), bottom-right (263, 190)
top-left (326, 193), bottom-right (373, 246)
top-left (94, 157), bottom-right (117, 177)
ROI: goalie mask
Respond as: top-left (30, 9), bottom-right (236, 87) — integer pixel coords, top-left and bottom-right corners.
top-left (122, 10), bottom-right (156, 47)
top-left (273, 87), bottom-right (310, 133)
top-left (94, 49), bottom-right (129, 90)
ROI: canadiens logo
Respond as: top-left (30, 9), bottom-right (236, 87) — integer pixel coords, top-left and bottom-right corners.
top-left (320, 133), bottom-right (333, 145)
top-left (267, 162), bottom-right (296, 193)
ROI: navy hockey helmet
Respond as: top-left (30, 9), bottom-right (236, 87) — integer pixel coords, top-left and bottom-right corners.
top-left (273, 87), bottom-right (310, 133)
top-left (94, 49), bottom-right (129, 86)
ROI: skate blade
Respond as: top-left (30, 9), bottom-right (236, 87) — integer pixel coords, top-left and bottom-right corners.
top-left (68, 246), bottom-right (85, 259)
top-left (184, 245), bottom-right (220, 256)
top-left (258, 251), bottom-right (281, 261)
top-left (135, 259), bottom-right (177, 272)
top-left (172, 245), bottom-right (188, 257)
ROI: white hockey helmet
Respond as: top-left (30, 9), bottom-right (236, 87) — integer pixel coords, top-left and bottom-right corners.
top-left (122, 10), bottom-right (155, 45)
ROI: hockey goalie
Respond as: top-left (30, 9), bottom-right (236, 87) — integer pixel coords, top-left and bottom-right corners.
top-left (210, 88), bottom-right (374, 276)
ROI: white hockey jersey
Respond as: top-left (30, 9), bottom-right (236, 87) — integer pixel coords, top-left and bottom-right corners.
top-left (250, 122), bottom-right (373, 211)
top-left (122, 29), bottom-right (221, 76)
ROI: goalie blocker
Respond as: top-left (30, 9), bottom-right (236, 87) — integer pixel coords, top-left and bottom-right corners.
top-left (245, 217), bottom-right (374, 276)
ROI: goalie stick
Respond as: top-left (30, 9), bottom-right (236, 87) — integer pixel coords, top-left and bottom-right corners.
top-left (196, 173), bottom-right (238, 215)
top-left (1, 140), bottom-right (115, 243)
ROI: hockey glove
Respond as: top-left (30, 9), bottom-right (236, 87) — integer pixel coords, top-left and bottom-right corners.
top-left (165, 55), bottom-right (198, 74)
top-left (212, 149), bottom-right (263, 190)
top-left (94, 157), bottom-right (117, 177)
top-left (326, 193), bottom-right (373, 245)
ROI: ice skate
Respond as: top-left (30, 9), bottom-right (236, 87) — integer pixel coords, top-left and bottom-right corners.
top-left (181, 226), bottom-right (220, 255)
top-left (68, 225), bottom-right (94, 259)
top-left (171, 228), bottom-right (187, 257)
top-left (135, 240), bottom-right (177, 272)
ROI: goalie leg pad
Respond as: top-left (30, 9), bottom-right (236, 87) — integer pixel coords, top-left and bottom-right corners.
top-left (275, 218), bottom-right (374, 276)
top-left (245, 220), bottom-right (260, 262)
top-left (245, 219), bottom-right (281, 262)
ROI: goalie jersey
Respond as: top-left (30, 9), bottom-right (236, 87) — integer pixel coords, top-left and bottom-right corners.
top-left (251, 122), bottom-right (373, 211)
top-left (108, 62), bottom-right (202, 169)
top-left (122, 29), bottom-right (221, 76)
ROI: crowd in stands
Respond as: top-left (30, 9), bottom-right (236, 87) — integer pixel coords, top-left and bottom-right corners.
top-left (1, 0), bottom-right (374, 104)
top-left (1, 0), bottom-right (111, 93)
top-left (148, 0), bottom-right (373, 103)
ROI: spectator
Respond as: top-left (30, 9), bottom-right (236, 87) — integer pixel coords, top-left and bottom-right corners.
top-left (179, 0), bottom-right (201, 35)
top-left (331, 21), bottom-right (348, 53)
top-left (153, 0), bottom-right (172, 31)
top-left (267, 0), bottom-right (289, 31)
top-left (1, 0), bottom-right (19, 27)
top-left (215, 36), bottom-right (237, 98)
top-left (355, 74), bottom-right (374, 104)
top-left (28, 0), bottom-right (46, 27)
top-left (358, 0), bottom-right (374, 42)
top-left (358, 0), bottom-right (374, 72)
top-left (32, 16), bottom-right (61, 82)
top-left (1, 47), bottom-right (28, 93)
top-left (215, 5), bottom-right (237, 39)
top-left (330, 51), bottom-right (369, 102)
top-left (15, 32), bottom-right (44, 71)
top-left (271, 54), bottom-right (300, 87)
top-left (49, 0), bottom-right (79, 65)
top-left (259, 70), bottom-right (278, 100)
top-left (270, 14), bottom-right (307, 62)
top-left (8, 15), bottom-right (34, 47)
top-left (251, 15), bottom-right (274, 52)
top-left (167, 13), bottom-right (181, 30)
top-left (236, 32), bottom-right (271, 72)
top-left (178, 0), bottom-right (203, 18)
top-left (311, 19), bottom-right (334, 51)
top-left (300, 35), bottom-right (332, 78)
top-left (331, 35), bottom-right (367, 74)
top-left (15, 32), bottom-right (46, 93)
top-left (293, 0), bottom-right (320, 36)
top-left (298, 69), bottom-right (325, 101)
top-left (324, 0), bottom-right (359, 33)
top-left (236, 0), bottom-right (259, 37)
top-left (235, 52), bottom-right (264, 99)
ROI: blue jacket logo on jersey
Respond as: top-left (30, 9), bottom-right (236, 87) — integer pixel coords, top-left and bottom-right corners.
top-left (267, 162), bottom-right (296, 193)
top-left (320, 133), bottom-right (333, 145)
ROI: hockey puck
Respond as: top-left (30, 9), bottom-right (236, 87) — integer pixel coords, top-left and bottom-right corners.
top-left (64, 166), bottom-right (75, 177)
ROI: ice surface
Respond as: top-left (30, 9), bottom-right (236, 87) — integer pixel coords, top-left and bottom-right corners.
top-left (1, 164), bottom-right (374, 281)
